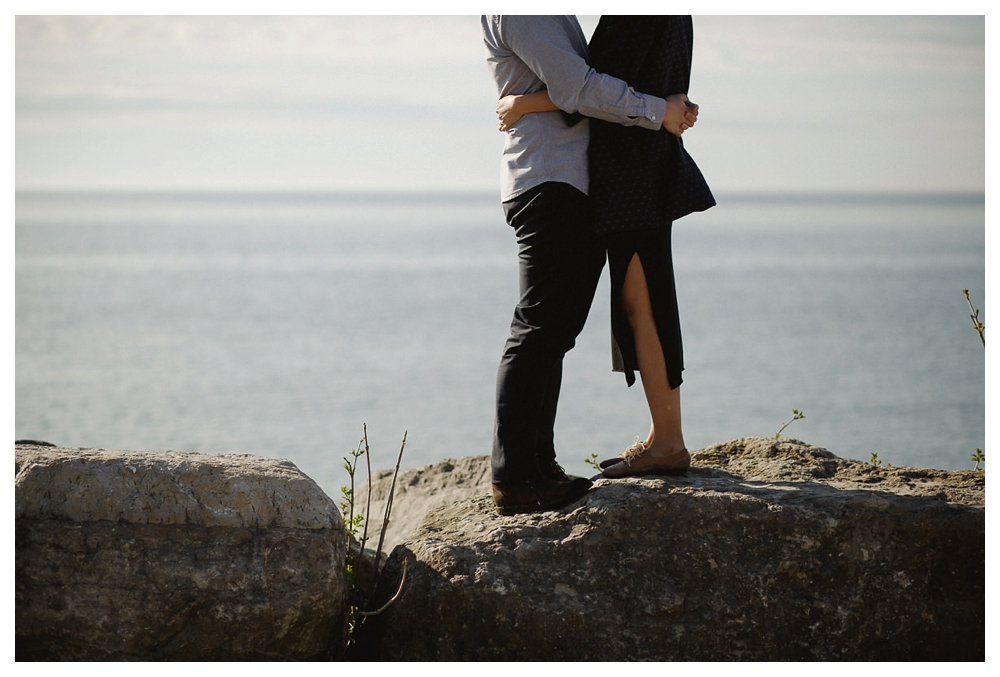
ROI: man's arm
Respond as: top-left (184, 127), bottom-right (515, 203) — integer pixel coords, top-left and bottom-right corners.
top-left (499, 15), bottom-right (666, 131)
top-left (498, 88), bottom-right (696, 136)
top-left (497, 16), bottom-right (695, 135)
top-left (586, 16), bottom-right (699, 135)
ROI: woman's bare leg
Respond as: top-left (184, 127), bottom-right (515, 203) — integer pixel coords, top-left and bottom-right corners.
top-left (615, 253), bottom-right (689, 466)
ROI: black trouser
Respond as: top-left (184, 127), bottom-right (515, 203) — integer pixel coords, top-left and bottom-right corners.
top-left (492, 182), bottom-right (606, 484)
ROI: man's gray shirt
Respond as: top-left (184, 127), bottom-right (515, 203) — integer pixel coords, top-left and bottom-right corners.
top-left (482, 15), bottom-right (667, 201)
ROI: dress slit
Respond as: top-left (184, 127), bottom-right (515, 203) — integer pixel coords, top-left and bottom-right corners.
top-left (607, 224), bottom-right (684, 390)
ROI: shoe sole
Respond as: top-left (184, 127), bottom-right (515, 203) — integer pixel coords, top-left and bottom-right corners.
top-left (602, 450), bottom-right (691, 479)
top-left (602, 464), bottom-right (690, 479)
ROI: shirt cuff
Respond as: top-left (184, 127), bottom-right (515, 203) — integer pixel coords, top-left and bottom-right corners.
top-left (641, 96), bottom-right (668, 131)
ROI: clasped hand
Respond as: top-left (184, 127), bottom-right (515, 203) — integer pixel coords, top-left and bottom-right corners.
top-left (665, 94), bottom-right (698, 137)
top-left (495, 91), bottom-right (700, 137)
top-left (496, 95), bottom-right (521, 132)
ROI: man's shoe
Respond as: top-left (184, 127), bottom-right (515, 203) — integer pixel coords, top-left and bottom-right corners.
top-left (492, 474), bottom-right (592, 516)
top-left (541, 459), bottom-right (572, 482)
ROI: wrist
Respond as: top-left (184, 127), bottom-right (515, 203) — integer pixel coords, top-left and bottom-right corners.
top-left (652, 97), bottom-right (668, 129)
top-left (510, 95), bottom-right (525, 115)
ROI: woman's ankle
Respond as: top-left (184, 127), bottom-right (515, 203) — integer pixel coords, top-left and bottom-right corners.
top-left (644, 440), bottom-right (687, 458)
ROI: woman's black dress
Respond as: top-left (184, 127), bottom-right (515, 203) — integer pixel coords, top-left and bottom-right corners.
top-left (587, 15), bottom-right (715, 388)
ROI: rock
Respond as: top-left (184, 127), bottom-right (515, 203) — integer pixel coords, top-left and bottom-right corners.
top-left (363, 437), bottom-right (984, 661)
top-left (355, 455), bottom-right (492, 555)
top-left (15, 444), bottom-right (348, 661)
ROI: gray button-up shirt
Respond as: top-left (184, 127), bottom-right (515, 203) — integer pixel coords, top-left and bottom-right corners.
top-left (482, 15), bottom-right (668, 201)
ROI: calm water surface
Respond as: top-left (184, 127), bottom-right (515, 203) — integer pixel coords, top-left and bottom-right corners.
top-left (15, 191), bottom-right (985, 495)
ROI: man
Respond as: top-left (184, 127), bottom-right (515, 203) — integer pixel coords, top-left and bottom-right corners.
top-left (482, 15), bottom-right (696, 515)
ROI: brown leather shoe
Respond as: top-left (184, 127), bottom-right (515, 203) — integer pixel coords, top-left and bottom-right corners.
top-left (598, 437), bottom-right (648, 469)
top-left (492, 474), bottom-right (592, 516)
top-left (602, 447), bottom-right (691, 479)
top-left (541, 459), bottom-right (572, 482)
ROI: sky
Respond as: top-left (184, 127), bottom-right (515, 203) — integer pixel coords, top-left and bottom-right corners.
top-left (13, 9), bottom-right (987, 195)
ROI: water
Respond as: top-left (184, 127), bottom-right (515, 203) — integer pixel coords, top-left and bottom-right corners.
top-left (15, 191), bottom-right (985, 497)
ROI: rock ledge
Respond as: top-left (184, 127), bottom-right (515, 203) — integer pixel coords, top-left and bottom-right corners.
top-left (362, 437), bottom-right (984, 661)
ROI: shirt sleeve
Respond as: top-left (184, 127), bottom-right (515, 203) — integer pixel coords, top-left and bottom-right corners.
top-left (499, 15), bottom-right (666, 130)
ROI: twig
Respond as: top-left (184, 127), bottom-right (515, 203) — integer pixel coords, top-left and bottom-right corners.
top-left (963, 288), bottom-right (985, 347)
top-left (344, 443), bottom-right (359, 545)
top-left (371, 431), bottom-right (407, 600)
top-left (376, 430), bottom-right (407, 560)
top-left (775, 409), bottom-right (805, 439)
top-left (359, 423), bottom-right (372, 554)
top-left (357, 558), bottom-right (408, 618)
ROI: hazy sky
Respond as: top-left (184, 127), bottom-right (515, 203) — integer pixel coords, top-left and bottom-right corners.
top-left (14, 12), bottom-right (986, 194)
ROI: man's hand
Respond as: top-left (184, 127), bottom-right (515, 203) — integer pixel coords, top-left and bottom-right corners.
top-left (662, 94), bottom-right (698, 137)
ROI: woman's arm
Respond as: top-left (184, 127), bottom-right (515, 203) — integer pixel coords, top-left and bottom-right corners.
top-left (496, 90), bottom-right (559, 131)
top-left (498, 88), bottom-right (696, 136)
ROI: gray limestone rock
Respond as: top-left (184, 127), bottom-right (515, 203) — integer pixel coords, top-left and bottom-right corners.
top-left (364, 437), bottom-right (984, 661)
top-left (355, 454), bottom-right (492, 555)
top-left (15, 445), bottom-right (348, 661)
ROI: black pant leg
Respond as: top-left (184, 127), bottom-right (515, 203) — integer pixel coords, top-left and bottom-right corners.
top-left (491, 182), bottom-right (606, 483)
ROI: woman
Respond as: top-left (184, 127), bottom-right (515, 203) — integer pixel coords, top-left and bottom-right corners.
top-left (496, 15), bottom-right (715, 479)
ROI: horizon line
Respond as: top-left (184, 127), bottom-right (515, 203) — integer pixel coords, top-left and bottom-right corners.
top-left (13, 187), bottom-right (986, 207)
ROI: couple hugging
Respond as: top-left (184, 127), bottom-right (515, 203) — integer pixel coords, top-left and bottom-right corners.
top-left (482, 15), bottom-right (715, 515)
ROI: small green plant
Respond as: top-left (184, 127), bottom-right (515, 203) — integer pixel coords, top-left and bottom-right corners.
top-left (961, 289), bottom-right (986, 471)
top-left (963, 289), bottom-right (985, 470)
top-left (963, 288), bottom-right (985, 348)
top-left (869, 451), bottom-right (891, 468)
top-left (584, 452), bottom-right (601, 472)
top-left (340, 440), bottom-right (368, 582)
top-left (971, 448), bottom-right (984, 472)
top-left (337, 424), bottom-right (410, 660)
top-left (775, 409), bottom-right (805, 439)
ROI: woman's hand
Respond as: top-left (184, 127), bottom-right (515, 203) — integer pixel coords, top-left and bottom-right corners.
top-left (497, 95), bottom-right (524, 132)
top-left (497, 90), bottom-right (559, 131)
top-left (662, 94), bottom-right (699, 137)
